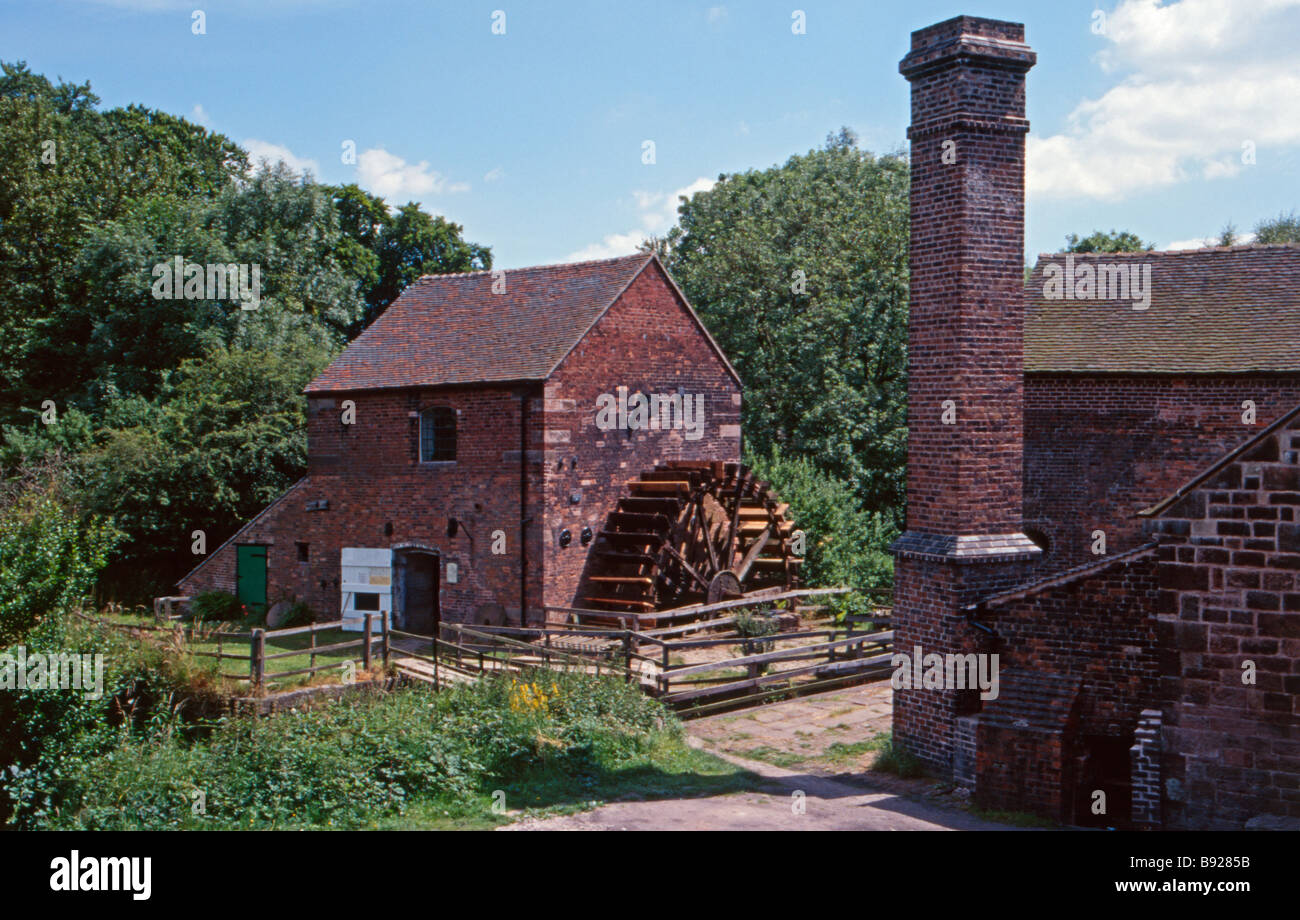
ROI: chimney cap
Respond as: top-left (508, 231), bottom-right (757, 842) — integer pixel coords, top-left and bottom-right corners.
top-left (900, 15), bottom-right (1035, 80)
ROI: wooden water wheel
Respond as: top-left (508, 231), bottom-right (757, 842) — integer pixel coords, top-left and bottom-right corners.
top-left (579, 461), bottom-right (801, 615)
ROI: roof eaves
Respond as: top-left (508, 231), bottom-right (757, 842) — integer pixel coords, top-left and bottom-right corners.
top-left (969, 541), bottom-right (1159, 611)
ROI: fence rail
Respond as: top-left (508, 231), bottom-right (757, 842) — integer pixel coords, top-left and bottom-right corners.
top-left (112, 585), bottom-right (893, 710)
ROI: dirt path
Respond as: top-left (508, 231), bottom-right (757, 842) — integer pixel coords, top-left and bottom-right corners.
top-left (505, 683), bottom-right (1019, 831)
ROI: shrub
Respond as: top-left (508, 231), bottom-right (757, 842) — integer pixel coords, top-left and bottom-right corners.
top-left (0, 612), bottom-right (224, 826)
top-left (734, 608), bottom-right (779, 656)
top-left (0, 461), bottom-right (119, 646)
top-left (279, 601), bottom-right (313, 629)
top-left (749, 446), bottom-right (895, 594)
top-left (189, 591), bottom-right (244, 623)
top-left (867, 732), bottom-right (926, 779)
top-left (10, 664), bottom-right (676, 830)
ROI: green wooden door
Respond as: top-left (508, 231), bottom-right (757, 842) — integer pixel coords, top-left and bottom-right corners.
top-left (236, 545), bottom-right (268, 616)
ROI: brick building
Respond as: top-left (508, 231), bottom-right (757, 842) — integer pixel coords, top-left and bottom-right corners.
top-left (892, 15), bottom-right (1300, 829)
top-left (179, 253), bottom-right (742, 631)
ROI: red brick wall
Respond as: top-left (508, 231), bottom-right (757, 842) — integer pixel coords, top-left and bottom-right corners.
top-left (1026, 374), bottom-right (1300, 573)
top-left (541, 260), bottom-right (742, 615)
top-left (1149, 414), bottom-right (1300, 828)
top-left (892, 17), bottom-right (1041, 774)
top-left (960, 553), bottom-right (1158, 824)
top-left (900, 18), bottom-right (1035, 537)
top-left (983, 552), bottom-right (1161, 736)
top-left (180, 260), bottom-right (741, 626)
top-left (180, 384), bottom-right (546, 625)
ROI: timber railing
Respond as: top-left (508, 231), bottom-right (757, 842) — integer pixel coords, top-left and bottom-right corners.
top-left (80, 610), bottom-right (387, 691)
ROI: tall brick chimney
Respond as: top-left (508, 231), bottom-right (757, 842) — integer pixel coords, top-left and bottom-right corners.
top-left (891, 16), bottom-right (1041, 774)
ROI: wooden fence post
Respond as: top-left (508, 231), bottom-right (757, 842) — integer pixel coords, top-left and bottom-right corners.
top-left (381, 613), bottom-right (390, 668)
top-left (622, 632), bottom-right (633, 683)
top-left (362, 614), bottom-right (373, 671)
top-left (251, 628), bottom-right (265, 689)
top-left (309, 624), bottom-right (318, 674)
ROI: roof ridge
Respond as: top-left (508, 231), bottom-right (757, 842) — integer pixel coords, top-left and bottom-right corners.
top-left (1033, 241), bottom-right (1300, 261)
top-left (412, 251), bottom-right (652, 283)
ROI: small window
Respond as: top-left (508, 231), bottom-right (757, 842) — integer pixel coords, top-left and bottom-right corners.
top-left (420, 407), bottom-right (457, 462)
top-left (296, 542), bottom-right (309, 562)
top-left (354, 592), bottom-right (380, 611)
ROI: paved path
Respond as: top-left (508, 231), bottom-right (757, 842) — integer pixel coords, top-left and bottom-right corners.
top-left (506, 683), bottom-right (1017, 831)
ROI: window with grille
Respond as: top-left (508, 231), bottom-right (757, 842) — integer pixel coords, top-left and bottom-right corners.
top-left (419, 407), bottom-right (457, 462)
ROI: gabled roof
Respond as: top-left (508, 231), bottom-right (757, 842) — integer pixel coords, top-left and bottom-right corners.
top-left (306, 252), bottom-right (738, 393)
top-left (1024, 243), bottom-right (1300, 374)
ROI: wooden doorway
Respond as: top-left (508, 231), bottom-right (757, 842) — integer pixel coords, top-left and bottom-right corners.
top-left (235, 544), bottom-right (267, 617)
top-left (398, 550), bottom-right (440, 635)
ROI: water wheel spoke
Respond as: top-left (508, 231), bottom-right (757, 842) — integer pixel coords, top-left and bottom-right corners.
top-left (734, 525), bottom-right (773, 583)
top-left (662, 544), bottom-right (711, 591)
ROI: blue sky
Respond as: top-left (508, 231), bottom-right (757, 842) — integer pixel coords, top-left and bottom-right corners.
top-left (5, 0), bottom-right (1298, 268)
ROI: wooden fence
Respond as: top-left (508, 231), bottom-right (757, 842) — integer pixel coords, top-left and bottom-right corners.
top-left (91, 612), bottom-right (388, 690)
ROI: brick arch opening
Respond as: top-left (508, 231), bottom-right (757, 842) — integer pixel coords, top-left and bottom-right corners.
top-left (392, 545), bottom-right (441, 635)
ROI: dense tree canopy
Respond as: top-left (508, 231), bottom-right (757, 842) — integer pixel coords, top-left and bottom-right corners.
top-left (664, 129), bottom-right (910, 529)
top-left (0, 61), bottom-right (491, 596)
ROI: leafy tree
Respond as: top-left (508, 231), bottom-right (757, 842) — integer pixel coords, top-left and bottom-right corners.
top-left (1254, 210), bottom-right (1300, 244)
top-left (75, 337), bottom-right (334, 591)
top-left (1213, 223), bottom-right (1240, 247)
top-left (20, 164), bottom-right (360, 412)
top-left (328, 185), bottom-right (492, 330)
top-left (0, 461), bottom-right (119, 644)
top-left (0, 61), bottom-right (248, 425)
top-left (1063, 229), bottom-right (1153, 253)
top-left (664, 129), bottom-right (909, 526)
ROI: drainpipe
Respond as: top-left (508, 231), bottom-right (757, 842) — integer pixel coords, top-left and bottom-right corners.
top-left (519, 387), bottom-right (531, 628)
top-left (963, 602), bottom-right (999, 640)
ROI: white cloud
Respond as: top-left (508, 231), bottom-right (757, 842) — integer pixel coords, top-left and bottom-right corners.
top-left (1166, 231), bottom-right (1256, 249)
top-left (356, 148), bottom-right (469, 203)
top-left (1028, 0), bottom-right (1300, 201)
top-left (483, 166), bottom-right (505, 182)
top-left (566, 177), bottom-right (715, 262)
top-left (189, 103), bottom-right (211, 127)
top-left (242, 139), bottom-right (321, 178)
top-left (707, 6), bottom-right (728, 25)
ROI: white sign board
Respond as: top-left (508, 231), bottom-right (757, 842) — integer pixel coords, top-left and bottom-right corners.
top-left (340, 547), bottom-right (391, 632)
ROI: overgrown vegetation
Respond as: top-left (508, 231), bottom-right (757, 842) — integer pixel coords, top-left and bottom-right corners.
top-left (748, 446), bottom-right (896, 600)
top-left (3, 616), bottom-right (747, 829)
top-left (189, 590), bottom-right (243, 623)
top-left (0, 461), bottom-right (118, 645)
top-left (866, 731), bottom-right (926, 779)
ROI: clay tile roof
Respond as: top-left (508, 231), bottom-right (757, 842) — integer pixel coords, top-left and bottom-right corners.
top-left (306, 253), bottom-right (655, 393)
top-left (1024, 243), bottom-right (1300, 374)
